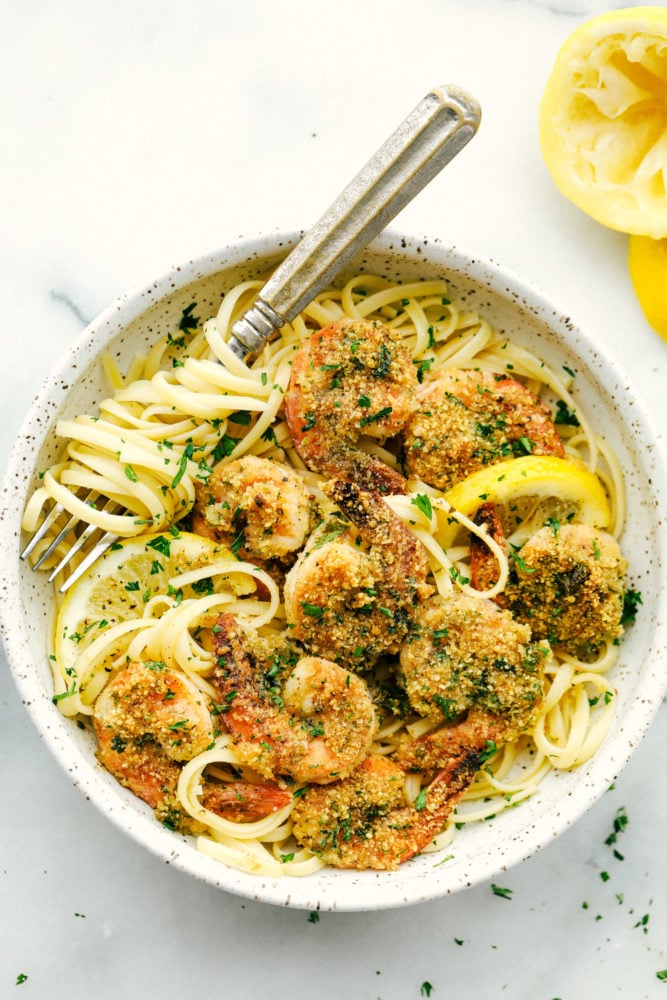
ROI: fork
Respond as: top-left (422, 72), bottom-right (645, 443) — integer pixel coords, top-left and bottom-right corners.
top-left (21, 83), bottom-right (481, 593)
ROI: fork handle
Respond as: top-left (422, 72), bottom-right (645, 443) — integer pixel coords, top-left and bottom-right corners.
top-left (228, 84), bottom-right (481, 358)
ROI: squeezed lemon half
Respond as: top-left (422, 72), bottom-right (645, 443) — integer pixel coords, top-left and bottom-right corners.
top-left (539, 6), bottom-right (667, 238)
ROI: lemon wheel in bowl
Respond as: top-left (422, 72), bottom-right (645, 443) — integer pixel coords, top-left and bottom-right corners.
top-left (54, 531), bottom-right (251, 684)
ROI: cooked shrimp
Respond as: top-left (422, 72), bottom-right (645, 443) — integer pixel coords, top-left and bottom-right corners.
top-left (93, 659), bottom-right (291, 830)
top-left (192, 455), bottom-right (314, 562)
top-left (469, 501), bottom-right (508, 598)
top-left (399, 594), bottom-right (546, 741)
top-left (284, 479), bottom-right (431, 668)
top-left (403, 369), bottom-right (565, 491)
top-left (503, 522), bottom-right (628, 656)
top-left (284, 318), bottom-right (417, 494)
top-left (290, 744), bottom-right (479, 870)
top-left (211, 612), bottom-right (377, 784)
top-left (395, 711), bottom-right (502, 775)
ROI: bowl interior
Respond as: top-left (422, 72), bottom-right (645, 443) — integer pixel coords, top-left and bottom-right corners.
top-left (2, 230), bottom-right (666, 910)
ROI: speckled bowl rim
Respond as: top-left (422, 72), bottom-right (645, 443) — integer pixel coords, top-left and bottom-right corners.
top-left (1, 229), bottom-right (666, 911)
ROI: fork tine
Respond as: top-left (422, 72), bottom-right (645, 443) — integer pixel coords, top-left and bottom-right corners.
top-left (20, 502), bottom-right (66, 561)
top-left (31, 510), bottom-right (81, 570)
top-left (44, 493), bottom-right (121, 582)
top-left (47, 519), bottom-right (105, 583)
top-left (56, 531), bottom-right (119, 594)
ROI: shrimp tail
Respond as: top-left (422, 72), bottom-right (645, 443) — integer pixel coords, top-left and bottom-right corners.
top-left (469, 501), bottom-right (507, 600)
top-left (211, 612), bottom-right (275, 751)
top-left (396, 714), bottom-right (491, 775)
top-left (201, 779), bottom-right (292, 822)
top-left (380, 749), bottom-right (480, 870)
top-left (338, 452), bottom-right (407, 496)
top-left (323, 478), bottom-right (430, 595)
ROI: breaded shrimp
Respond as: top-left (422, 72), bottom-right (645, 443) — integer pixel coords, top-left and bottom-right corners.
top-left (192, 455), bottom-right (314, 562)
top-left (403, 369), bottom-right (565, 491)
top-left (399, 594), bottom-right (546, 739)
top-left (284, 479), bottom-right (431, 669)
top-left (284, 318), bottom-right (417, 494)
top-left (211, 613), bottom-right (377, 784)
top-left (290, 745), bottom-right (479, 871)
top-left (504, 522), bottom-right (628, 656)
top-left (93, 660), bottom-right (290, 830)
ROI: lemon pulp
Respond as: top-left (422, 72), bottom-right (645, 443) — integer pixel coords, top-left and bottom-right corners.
top-left (539, 6), bottom-right (667, 238)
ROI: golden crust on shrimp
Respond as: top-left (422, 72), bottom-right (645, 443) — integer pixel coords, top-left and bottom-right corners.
top-left (402, 368), bottom-right (565, 491)
top-left (400, 595), bottom-right (546, 739)
top-left (505, 523), bottom-right (627, 656)
top-left (284, 480), bottom-right (431, 668)
top-left (93, 660), bottom-right (291, 831)
top-left (284, 318), bottom-right (416, 494)
top-left (193, 455), bottom-right (315, 562)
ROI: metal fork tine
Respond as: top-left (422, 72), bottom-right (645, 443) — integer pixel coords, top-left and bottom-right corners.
top-left (56, 531), bottom-right (119, 594)
top-left (32, 510), bottom-right (81, 571)
top-left (47, 518), bottom-right (105, 583)
top-left (38, 493), bottom-right (120, 584)
top-left (20, 502), bottom-right (65, 561)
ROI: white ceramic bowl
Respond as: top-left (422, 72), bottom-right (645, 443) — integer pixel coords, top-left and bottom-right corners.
top-left (2, 230), bottom-right (666, 911)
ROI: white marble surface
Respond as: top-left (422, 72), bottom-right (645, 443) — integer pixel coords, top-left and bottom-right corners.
top-left (1, 0), bottom-right (665, 997)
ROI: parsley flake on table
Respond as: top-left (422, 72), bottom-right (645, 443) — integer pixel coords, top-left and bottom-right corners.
top-left (420, 983), bottom-right (434, 997)
top-left (16, 974), bottom-right (28, 985)
top-left (491, 884), bottom-right (513, 899)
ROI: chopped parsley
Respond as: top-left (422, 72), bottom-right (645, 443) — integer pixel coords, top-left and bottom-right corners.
top-left (621, 589), bottom-right (642, 626)
top-left (554, 399), bottom-right (580, 427)
top-left (171, 441), bottom-right (194, 489)
top-left (300, 602), bottom-right (324, 618)
top-left (360, 405), bottom-right (393, 426)
top-left (491, 884), bottom-right (513, 899)
top-left (414, 787), bottom-right (428, 811)
top-left (411, 493), bottom-right (433, 520)
top-left (228, 410), bottom-right (252, 426)
top-left (146, 534), bottom-right (173, 557)
top-left (178, 302), bottom-right (199, 332)
top-left (478, 740), bottom-right (497, 764)
top-left (605, 805), bottom-right (629, 847)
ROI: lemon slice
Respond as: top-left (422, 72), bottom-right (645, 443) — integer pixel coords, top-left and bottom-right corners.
top-left (539, 7), bottom-right (667, 238)
top-left (439, 456), bottom-right (611, 544)
top-left (628, 234), bottom-right (667, 340)
top-left (55, 531), bottom-right (252, 678)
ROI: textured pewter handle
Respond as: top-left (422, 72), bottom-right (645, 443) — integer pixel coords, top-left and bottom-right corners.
top-left (228, 84), bottom-right (481, 358)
